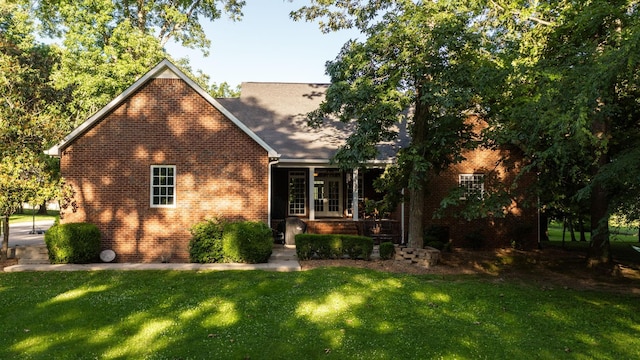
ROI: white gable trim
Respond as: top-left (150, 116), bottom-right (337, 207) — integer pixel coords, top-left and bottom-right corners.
top-left (46, 59), bottom-right (280, 158)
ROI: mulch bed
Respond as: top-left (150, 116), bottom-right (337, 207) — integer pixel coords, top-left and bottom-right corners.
top-left (300, 247), bottom-right (640, 295)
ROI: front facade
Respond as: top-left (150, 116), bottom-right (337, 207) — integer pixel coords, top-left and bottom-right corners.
top-left (50, 60), bottom-right (537, 262)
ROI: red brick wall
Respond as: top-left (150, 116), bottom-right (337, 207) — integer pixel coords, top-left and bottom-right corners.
top-left (410, 117), bottom-right (538, 248)
top-left (60, 78), bottom-right (269, 262)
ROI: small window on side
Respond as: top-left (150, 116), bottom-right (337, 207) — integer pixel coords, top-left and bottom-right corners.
top-left (151, 165), bottom-right (176, 208)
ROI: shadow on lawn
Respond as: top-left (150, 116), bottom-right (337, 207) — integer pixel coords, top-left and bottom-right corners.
top-left (1, 269), bottom-right (639, 359)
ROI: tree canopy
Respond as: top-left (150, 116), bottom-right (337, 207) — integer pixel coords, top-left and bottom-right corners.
top-left (295, 0), bottom-right (495, 248)
top-left (294, 0), bottom-right (640, 262)
top-left (32, 0), bottom-right (244, 123)
top-left (0, 1), bottom-right (72, 260)
top-left (487, 0), bottom-right (640, 263)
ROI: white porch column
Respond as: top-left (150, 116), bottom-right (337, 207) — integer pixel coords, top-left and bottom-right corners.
top-left (352, 168), bottom-right (359, 221)
top-left (308, 167), bottom-right (315, 220)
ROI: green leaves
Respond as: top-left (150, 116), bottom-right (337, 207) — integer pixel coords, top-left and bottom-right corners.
top-left (34, 0), bottom-right (246, 122)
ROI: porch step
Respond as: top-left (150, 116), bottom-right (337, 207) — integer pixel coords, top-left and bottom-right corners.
top-left (307, 221), bottom-right (359, 235)
top-left (15, 245), bottom-right (50, 265)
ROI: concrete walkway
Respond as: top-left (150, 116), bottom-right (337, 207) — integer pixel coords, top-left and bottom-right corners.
top-left (4, 245), bottom-right (301, 273)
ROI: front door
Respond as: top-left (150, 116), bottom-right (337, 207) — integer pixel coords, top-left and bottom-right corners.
top-left (314, 171), bottom-right (342, 217)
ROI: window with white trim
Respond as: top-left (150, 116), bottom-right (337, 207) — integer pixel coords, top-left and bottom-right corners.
top-left (288, 171), bottom-right (306, 215)
top-left (151, 165), bottom-right (176, 207)
top-left (459, 174), bottom-right (484, 200)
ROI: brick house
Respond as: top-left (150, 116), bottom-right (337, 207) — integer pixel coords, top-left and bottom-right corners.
top-left (48, 59), bottom-right (537, 262)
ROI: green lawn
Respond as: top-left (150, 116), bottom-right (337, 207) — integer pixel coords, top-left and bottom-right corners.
top-left (8, 209), bottom-right (59, 224)
top-left (547, 221), bottom-right (639, 243)
top-left (1, 269), bottom-right (638, 359)
top-left (545, 221), bottom-right (640, 263)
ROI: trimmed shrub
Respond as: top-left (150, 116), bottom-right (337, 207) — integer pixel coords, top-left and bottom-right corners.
top-left (379, 242), bottom-right (395, 260)
top-left (295, 234), bottom-right (373, 260)
top-left (45, 223), bottom-right (101, 264)
top-left (189, 218), bottom-right (226, 263)
top-left (222, 221), bottom-right (273, 263)
top-left (342, 235), bottom-right (373, 260)
top-left (295, 235), bottom-right (314, 261)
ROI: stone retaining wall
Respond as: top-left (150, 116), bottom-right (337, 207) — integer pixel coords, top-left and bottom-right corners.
top-left (394, 245), bottom-right (440, 267)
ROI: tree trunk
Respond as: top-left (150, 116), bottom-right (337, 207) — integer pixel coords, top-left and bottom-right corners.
top-left (407, 186), bottom-right (425, 249)
top-left (588, 116), bottom-right (611, 266)
top-left (1, 216), bottom-right (8, 261)
top-left (405, 83), bottom-right (429, 249)
top-left (37, 200), bottom-right (48, 215)
top-left (578, 216), bottom-right (587, 242)
top-left (588, 184), bottom-right (611, 266)
top-left (567, 216), bottom-right (577, 242)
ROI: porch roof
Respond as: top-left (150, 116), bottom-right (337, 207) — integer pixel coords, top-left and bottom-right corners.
top-left (217, 83), bottom-right (409, 163)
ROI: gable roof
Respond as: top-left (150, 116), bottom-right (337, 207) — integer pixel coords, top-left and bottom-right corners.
top-left (217, 83), bottom-right (409, 164)
top-left (46, 59), bottom-right (279, 158)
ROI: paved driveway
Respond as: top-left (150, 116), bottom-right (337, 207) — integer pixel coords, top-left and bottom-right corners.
top-left (5, 220), bottom-right (54, 248)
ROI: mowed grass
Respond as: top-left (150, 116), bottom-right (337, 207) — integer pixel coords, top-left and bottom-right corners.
top-left (9, 209), bottom-right (59, 224)
top-left (545, 221), bottom-right (640, 263)
top-left (1, 268), bottom-right (638, 359)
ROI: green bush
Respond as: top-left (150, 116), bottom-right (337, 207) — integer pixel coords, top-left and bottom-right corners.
top-left (316, 236), bottom-right (343, 259)
top-left (295, 235), bottom-right (314, 261)
top-left (295, 234), bottom-right (373, 260)
top-left (189, 218), bottom-right (226, 263)
top-left (44, 223), bottom-right (101, 264)
top-left (379, 242), bottom-right (395, 260)
top-left (222, 221), bottom-right (273, 263)
top-left (342, 235), bottom-right (373, 260)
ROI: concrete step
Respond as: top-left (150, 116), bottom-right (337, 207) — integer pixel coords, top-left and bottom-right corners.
top-left (15, 245), bottom-right (50, 265)
top-left (18, 258), bottom-right (51, 265)
top-left (15, 245), bottom-right (49, 258)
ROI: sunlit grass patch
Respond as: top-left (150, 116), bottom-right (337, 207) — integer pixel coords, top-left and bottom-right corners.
top-left (0, 269), bottom-right (638, 359)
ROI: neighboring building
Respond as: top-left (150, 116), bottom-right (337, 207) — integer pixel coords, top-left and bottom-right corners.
top-left (48, 59), bottom-right (537, 262)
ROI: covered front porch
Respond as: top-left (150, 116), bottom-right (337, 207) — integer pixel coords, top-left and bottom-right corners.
top-left (269, 165), bottom-right (404, 244)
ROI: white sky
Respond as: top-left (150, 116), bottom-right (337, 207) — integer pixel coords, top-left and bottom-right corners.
top-left (164, 0), bottom-right (361, 87)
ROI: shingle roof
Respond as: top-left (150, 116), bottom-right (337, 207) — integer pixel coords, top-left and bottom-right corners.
top-left (217, 82), bottom-right (408, 163)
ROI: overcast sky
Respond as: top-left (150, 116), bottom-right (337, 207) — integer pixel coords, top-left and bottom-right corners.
top-left (164, 1), bottom-right (361, 87)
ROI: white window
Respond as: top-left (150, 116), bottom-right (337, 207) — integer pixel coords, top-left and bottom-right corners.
top-left (288, 171), bottom-right (306, 215)
top-left (459, 174), bottom-right (484, 200)
top-left (151, 165), bottom-right (176, 207)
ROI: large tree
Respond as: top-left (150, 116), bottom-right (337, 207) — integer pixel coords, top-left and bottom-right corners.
top-left (0, 1), bottom-right (72, 260)
top-left (34, 0), bottom-right (244, 123)
top-left (293, 0), bottom-right (494, 248)
top-left (488, 0), bottom-right (640, 265)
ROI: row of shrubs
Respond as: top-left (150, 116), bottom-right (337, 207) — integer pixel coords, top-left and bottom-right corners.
top-left (189, 218), bottom-right (272, 264)
top-left (295, 234), bottom-right (375, 260)
top-left (44, 218), bottom-right (274, 264)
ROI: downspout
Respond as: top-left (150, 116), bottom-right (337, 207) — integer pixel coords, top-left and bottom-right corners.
top-left (268, 158), bottom-right (279, 227)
